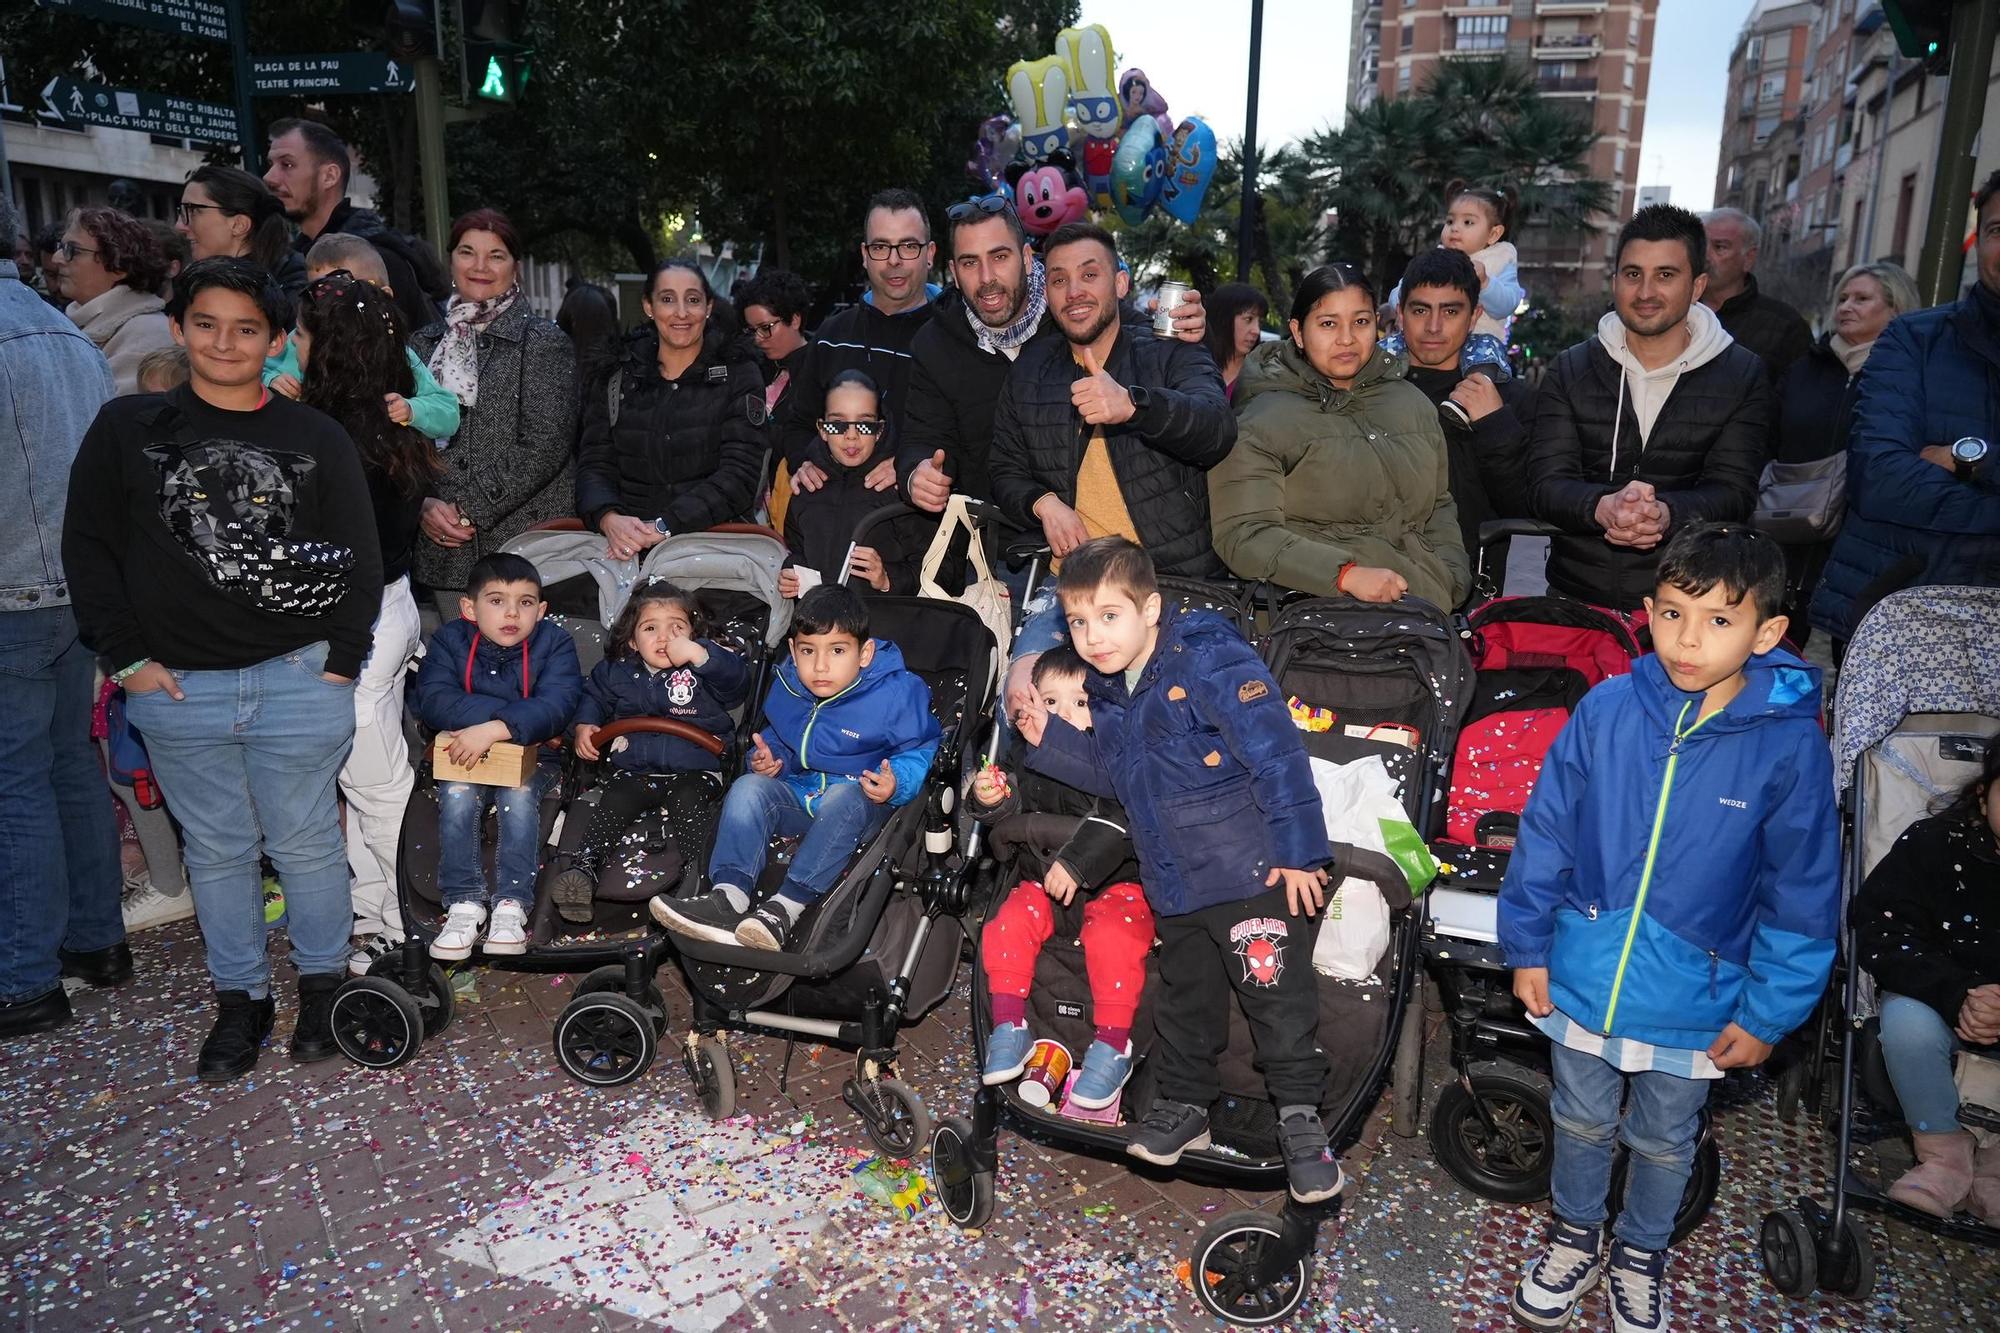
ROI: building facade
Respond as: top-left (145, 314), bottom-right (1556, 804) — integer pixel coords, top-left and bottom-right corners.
top-left (1361, 0), bottom-right (1661, 307)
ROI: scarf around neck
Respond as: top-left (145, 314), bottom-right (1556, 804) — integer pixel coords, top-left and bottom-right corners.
top-left (427, 287), bottom-right (520, 408)
top-left (1828, 333), bottom-right (1873, 376)
top-left (968, 259), bottom-right (1047, 356)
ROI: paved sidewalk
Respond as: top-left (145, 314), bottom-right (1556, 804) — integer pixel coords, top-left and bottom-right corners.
top-left (3, 920), bottom-right (1996, 1331)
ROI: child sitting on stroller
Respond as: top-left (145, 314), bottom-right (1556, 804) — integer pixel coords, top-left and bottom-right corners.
top-left (651, 583), bottom-right (939, 952)
top-left (549, 578), bottom-right (751, 922)
top-left (414, 553), bottom-right (583, 960)
top-left (973, 643), bottom-right (1152, 1110)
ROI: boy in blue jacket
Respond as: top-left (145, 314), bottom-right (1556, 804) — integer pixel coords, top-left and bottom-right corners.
top-left (1498, 524), bottom-right (1839, 1333)
top-left (1017, 536), bottom-right (1343, 1206)
top-left (652, 583), bottom-right (939, 953)
top-left (414, 554), bottom-right (581, 960)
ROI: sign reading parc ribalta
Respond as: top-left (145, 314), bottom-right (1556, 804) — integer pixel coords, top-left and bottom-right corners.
top-left (33, 0), bottom-right (228, 44)
top-left (39, 75), bottom-right (239, 146)
top-left (250, 53), bottom-right (417, 97)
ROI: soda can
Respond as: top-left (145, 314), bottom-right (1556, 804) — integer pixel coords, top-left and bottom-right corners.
top-left (1153, 281), bottom-right (1190, 337)
top-left (1017, 1038), bottom-right (1073, 1108)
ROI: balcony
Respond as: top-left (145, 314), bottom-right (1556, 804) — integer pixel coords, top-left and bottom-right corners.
top-left (1538, 74), bottom-right (1600, 95)
top-left (1536, 1), bottom-right (1608, 13)
top-left (1535, 33), bottom-right (1603, 59)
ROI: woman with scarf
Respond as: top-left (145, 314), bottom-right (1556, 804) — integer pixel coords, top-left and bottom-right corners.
top-left (1766, 261), bottom-right (1919, 643)
top-left (410, 209), bottom-right (578, 614)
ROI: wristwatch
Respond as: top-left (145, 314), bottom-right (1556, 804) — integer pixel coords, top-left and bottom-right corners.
top-left (1125, 383), bottom-right (1152, 416)
top-left (650, 517), bottom-right (670, 535)
top-left (1950, 436), bottom-right (1989, 482)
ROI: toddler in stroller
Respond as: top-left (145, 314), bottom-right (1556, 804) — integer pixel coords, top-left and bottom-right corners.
top-left (972, 643), bottom-right (1152, 1111)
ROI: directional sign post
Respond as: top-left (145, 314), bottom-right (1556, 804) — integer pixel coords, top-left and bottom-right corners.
top-left (250, 53), bottom-right (417, 98)
top-left (39, 75), bottom-right (240, 147)
top-left (33, 0), bottom-right (228, 44)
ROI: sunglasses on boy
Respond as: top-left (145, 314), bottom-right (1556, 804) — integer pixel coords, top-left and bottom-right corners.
top-left (817, 419), bottom-right (882, 437)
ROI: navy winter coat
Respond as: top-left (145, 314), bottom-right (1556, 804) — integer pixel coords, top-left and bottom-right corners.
top-left (574, 641), bottom-right (751, 773)
top-left (1811, 291), bottom-right (2000, 642)
top-left (1025, 605), bottom-right (1327, 917)
top-left (414, 617), bottom-right (582, 747)
top-left (760, 638), bottom-right (940, 812)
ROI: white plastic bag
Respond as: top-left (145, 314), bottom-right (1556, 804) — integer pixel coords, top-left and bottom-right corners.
top-left (1309, 754), bottom-right (1415, 980)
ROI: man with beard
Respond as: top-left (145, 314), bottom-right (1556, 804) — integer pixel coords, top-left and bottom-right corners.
top-left (1527, 205), bottom-right (1772, 611)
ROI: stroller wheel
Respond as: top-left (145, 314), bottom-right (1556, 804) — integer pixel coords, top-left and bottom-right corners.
top-left (1774, 1058), bottom-right (1806, 1123)
top-left (684, 1034), bottom-right (735, 1120)
top-left (847, 1076), bottom-right (932, 1160)
top-left (571, 964), bottom-right (669, 1035)
top-left (364, 954), bottom-right (456, 1038)
top-left (929, 1115), bottom-right (994, 1230)
top-left (1428, 1068), bottom-right (1553, 1203)
top-left (1823, 1215), bottom-right (1875, 1299)
top-left (1188, 1210), bottom-right (1312, 1327)
top-left (330, 977), bottom-right (425, 1070)
top-left (553, 992), bottom-right (657, 1087)
top-left (1759, 1208), bottom-right (1818, 1296)
top-left (1610, 1120), bottom-right (1720, 1246)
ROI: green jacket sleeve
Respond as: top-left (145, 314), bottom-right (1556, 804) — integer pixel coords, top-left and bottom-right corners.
top-left (1208, 414), bottom-right (1354, 593)
top-left (403, 349), bottom-right (463, 441)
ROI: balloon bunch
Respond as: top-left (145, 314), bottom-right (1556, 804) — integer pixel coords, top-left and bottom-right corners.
top-left (967, 22), bottom-right (1220, 237)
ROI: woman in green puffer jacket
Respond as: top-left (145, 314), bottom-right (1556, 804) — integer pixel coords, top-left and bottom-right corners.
top-left (1209, 264), bottom-right (1471, 608)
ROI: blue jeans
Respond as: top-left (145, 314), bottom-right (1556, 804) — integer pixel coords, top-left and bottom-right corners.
top-left (0, 608), bottom-right (124, 1004)
top-left (1548, 1041), bottom-right (1713, 1250)
top-left (1879, 992), bottom-right (1976, 1133)
top-left (123, 642), bottom-right (356, 998)
top-left (436, 767), bottom-right (554, 908)
top-left (707, 774), bottom-right (891, 909)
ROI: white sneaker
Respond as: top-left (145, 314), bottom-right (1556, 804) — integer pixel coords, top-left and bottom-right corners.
top-left (122, 879), bottom-right (196, 932)
top-left (484, 901), bottom-right (529, 955)
top-left (348, 932), bottom-right (405, 977)
top-left (430, 903), bottom-right (487, 961)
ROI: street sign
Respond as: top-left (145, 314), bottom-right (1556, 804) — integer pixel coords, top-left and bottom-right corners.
top-left (33, 0), bottom-right (228, 45)
top-left (38, 75), bottom-right (240, 146)
top-left (250, 53), bottom-right (417, 97)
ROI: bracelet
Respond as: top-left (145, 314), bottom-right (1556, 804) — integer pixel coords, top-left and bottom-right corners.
top-left (111, 658), bottom-right (152, 685)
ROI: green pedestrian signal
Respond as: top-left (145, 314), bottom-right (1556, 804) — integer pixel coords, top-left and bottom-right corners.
top-left (478, 54), bottom-right (507, 99)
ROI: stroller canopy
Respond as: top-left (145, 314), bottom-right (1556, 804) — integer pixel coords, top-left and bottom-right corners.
top-left (1832, 586), bottom-right (2000, 794)
top-left (500, 528), bottom-right (792, 647)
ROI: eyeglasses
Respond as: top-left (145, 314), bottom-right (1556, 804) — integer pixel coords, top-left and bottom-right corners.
top-left (749, 319), bottom-right (783, 339)
top-left (862, 239), bottom-right (928, 261)
top-left (54, 240), bottom-right (100, 262)
top-left (175, 201), bottom-right (227, 224)
top-left (946, 196), bottom-right (1012, 224)
top-left (817, 419), bottom-right (882, 437)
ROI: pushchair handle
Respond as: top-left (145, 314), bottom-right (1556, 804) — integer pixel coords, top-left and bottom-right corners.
top-left (1478, 517), bottom-right (1562, 548)
top-left (706, 521), bottom-right (786, 543)
top-left (850, 502), bottom-right (922, 548)
top-left (589, 717), bottom-right (727, 758)
top-left (1328, 840), bottom-right (1411, 902)
top-left (522, 518), bottom-right (783, 543)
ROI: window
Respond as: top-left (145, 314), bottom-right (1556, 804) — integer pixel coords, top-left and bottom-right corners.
top-left (1758, 71), bottom-right (1787, 102)
top-left (1614, 146), bottom-right (1626, 174)
top-left (1455, 15), bottom-right (1508, 51)
top-left (1398, 63), bottom-right (1412, 93)
top-left (1624, 58), bottom-right (1635, 89)
top-left (1891, 171), bottom-right (1918, 267)
top-left (1401, 22), bottom-right (1413, 53)
top-left (1619, 103), bottom-right (1631, 132)
top-left (1766, 32), bottom-right (1791, 64)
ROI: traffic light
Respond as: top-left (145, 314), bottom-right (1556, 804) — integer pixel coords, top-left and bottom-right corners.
top-left (461, 0), bottom-right (531, 104)
top-left (1883, 0), bottom-right (1956, 73)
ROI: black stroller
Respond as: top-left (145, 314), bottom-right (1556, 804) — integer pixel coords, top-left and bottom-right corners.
top-left (1760, 585), bottom-right (2000, 1298)
top-left (326, 525), bottom-right (790, 1076)
top-left (929, 591), bottom-right (1468, 1327)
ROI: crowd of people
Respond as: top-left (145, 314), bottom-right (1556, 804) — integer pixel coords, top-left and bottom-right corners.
top-left (4, 114), bottom-right (2000, 1331)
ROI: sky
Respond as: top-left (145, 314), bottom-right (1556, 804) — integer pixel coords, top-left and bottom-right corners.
top-left (1077, 0), bottom-right (1754, 211)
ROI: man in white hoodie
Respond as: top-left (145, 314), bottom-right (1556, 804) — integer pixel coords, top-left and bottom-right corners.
top-left (1525, 205), bottom-right (1774, 611)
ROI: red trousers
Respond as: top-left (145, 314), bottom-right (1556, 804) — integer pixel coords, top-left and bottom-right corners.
top-left (981, 880), bottom-right (1153, 1029)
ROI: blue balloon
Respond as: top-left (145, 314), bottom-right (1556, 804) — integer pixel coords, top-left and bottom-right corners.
top-left (1109, 116), bottom-right (1169, 226)
top-left (1160, 118), bottom-right (1219, 224)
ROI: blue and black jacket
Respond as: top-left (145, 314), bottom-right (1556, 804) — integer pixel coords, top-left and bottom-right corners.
top-left (414, 617), bottom-right (582, 747)
top-left (1026, 604), bottom-right (1327, 917)
top-left (758, 638), bottom-right (939, 811)
top-left (574, 640), bottom-right (750, 774)
top-left (1497, 649), bottom-right (1840, 1049)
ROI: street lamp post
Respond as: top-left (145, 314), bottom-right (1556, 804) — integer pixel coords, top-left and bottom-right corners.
top-left (1237, 0), bottom-right (1265, 287)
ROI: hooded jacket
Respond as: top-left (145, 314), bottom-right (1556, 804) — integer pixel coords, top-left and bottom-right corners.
top-left (1025, 605), bottom-right (1327, 917)
top-left (1211, 340), bottom-right (1470, 607)
top-left (989, 320), bottom-right (1235, 577)
top-left (67, 283), bottom-right (173, 396)
top-left (1528, 304), bottom-right (1773, 610)
top-left (777, 297), bottom-right (934, 472)
top-left (781, 427), bottom-right (931, 596)
top-left (1496, 650), bottom-right (1840, 1050)
top-left (574, 326), bottom-right (766, 534)
top-left (414, 617), bottom-right (583, 748)
top-left (759, 638), bottom-right (940, 811)
top-left (575, 641), bottom-right (751, 774)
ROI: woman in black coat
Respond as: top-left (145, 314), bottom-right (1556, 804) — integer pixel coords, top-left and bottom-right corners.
top-left (576, 258), bottom-right (767, 558)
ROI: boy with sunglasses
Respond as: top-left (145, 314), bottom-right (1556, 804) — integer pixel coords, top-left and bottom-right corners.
top-left (778, 370), bottom-right (932, 597)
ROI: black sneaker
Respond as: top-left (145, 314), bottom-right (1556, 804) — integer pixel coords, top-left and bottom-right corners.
top-left (289, 973), bottom-right (341, 1063)
top-left (1125, 1098), bottom-right (1211, 1166)
top-left (649, 890), bottom-right (744, 945)
top-left (198, 991), bottom-right (275, 1083)
top-left (550, 853), bottom-right (602, 925)
top-left (733, 903), bottom-right (794, 951)
top-left (1277, 1109), bottom-right (1345, 1203)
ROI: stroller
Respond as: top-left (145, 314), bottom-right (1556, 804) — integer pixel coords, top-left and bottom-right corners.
top-left (327, 526), bottom-right (791, 1076)
top-left (930, 590), bottom-right (1467, 1327)
top-left (1760, 585), bottom-right (2000, 1298)
top-left (1421, 519), bottom-right (1720, 1238)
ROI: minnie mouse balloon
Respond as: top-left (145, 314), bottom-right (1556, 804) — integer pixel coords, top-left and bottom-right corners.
top-left (1159, 117), bottom-right (1219, 224)
top-left (1109, 115), bottom-right (1169, 226)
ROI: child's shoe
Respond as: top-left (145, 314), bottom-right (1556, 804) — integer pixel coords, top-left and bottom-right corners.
top-left (430, 902), bottom-right (486, 961)
top-left (982, 1021), bottom-right (1034, 1085)
top-left (1066, 1040), bottom-right (1134, 1109)
top-left (1605, 1239), bottom-right (1666, 1333)
top-left (549, 852), bottom-right (602, 925)
top-left (1510, 1217), bottom-right (1604, 1329)
top-left (1126, 1098), bottom-right (1211, 1165)
top-left (650, 890), bottom-right (744, 945)
top-left (1276, 1108), bottom-right (1345, 1203)
top-left (348, 932), bottom-right (403, 977)
top-left (734, 903), bottom-right (794, 951)
top-left (485, 900), bottom-right (529, 955)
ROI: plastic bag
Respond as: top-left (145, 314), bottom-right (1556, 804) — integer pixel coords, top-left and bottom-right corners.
top-left (1309, 754), bottom-right (1436, 980)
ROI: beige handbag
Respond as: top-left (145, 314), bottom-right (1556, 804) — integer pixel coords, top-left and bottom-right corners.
top-left (918, 494), bottom-right (1012, 689)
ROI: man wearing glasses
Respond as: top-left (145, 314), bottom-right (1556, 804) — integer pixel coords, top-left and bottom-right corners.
top-left (777, 189), bottom-right (937, 496)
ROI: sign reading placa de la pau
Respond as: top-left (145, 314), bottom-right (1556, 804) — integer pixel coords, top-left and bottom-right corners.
top-left (250, 53), bottom-right (417, 97)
